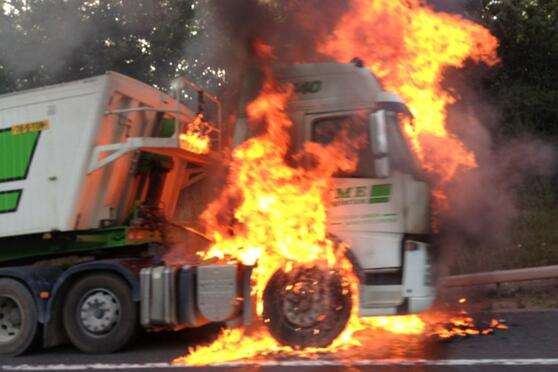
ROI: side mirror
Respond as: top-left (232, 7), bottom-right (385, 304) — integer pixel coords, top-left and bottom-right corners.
top-left (369, 110), bottom-right (391, 178)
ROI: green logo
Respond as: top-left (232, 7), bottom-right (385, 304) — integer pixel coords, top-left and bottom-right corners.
top-left (333, 184), bottom-right (392, 206)
top-left (370, 184), bottom-right (392, 204)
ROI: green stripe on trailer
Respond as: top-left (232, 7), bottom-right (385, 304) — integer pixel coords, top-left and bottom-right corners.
top-left (0, 190), bottom-right (22, 213)
top-left (0, 226), bottom-right (147, 263)
top-left (0, 129), bottom-right (41, 183)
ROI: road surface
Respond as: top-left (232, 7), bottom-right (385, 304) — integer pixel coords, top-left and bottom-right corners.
top-left (0, 310), bottom-right (557, 371)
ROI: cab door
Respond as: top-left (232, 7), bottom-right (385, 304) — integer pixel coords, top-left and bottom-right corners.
top-left (303, 112), bottom-right (406, 270)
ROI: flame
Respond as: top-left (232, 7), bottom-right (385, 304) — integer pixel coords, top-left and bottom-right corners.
top-left (174, 66), bottom-right (506, 367)
top-left (175, 52), bottom-right (370, 364)
top-left (175, 329), bottom-right (287, 365)
top-left (175, 311), bottom-right (508, 366)
top-left (199, 68), bottom-right (360, 315)
top-left (427, 313), bottom-right (508, 340)
top-left (360, 315), bottom-right (426, 335)
top-left (318, 0), bottom-right (499, 199)
top-left (179, 113), bottom-right (211, 154)
top-left (174, 0), bottom-right (502, 365)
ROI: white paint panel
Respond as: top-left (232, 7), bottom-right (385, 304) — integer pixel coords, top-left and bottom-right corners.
top-left (0, 72), bottom-right (194, 238)
top-left (328, 175), bottom-right (406, 234)
top-left (327, 176), bottom-right (407, 270)
top-left (0, 78), bottom-right (107, 237)
top-left (403, 174), bottom-right (430, 234)
top-left (331, 231), bottom-right (402, 269)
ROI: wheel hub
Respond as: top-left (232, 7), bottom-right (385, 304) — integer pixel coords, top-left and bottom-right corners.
top-left (0, 296), bottom-right (22, 343)
top-left (282, 271), bottom-right (330, 328)
top-left (79, 289), bottom-right (120, 335)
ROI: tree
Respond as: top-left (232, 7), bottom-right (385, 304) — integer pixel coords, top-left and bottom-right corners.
top-left (0, 0), bottom-right (200, 94)
top-left (467, 0), bottom-right (558, 140)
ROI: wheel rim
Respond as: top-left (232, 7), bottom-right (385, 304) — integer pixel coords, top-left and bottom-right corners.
top-left (78, 288), bottom-right (121, 336)
top-left (0, 296), bottom-right (22, 343)
top-left (282, 271), bottom-right (330, 328)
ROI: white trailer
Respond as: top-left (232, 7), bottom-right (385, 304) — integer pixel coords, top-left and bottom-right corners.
top-left (0, 72), bottom-right (215, 238)
top-left (0, 72), bottom-right (246, 356)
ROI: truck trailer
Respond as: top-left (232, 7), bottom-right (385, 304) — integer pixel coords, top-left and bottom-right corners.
top-left (0, 61), bottom-right (434, 356)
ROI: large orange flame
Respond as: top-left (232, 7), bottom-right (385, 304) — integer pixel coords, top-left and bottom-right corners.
top-left (318, 0), bottom-right (499, 199)
top-left (174, 0), bottom-right (502, 365)
top-left (199, 66), bottom-right (359, 314)
top-left (174, 67), bottom-right (496, 367)
top-left (173, 60), bottom-right (371, 365)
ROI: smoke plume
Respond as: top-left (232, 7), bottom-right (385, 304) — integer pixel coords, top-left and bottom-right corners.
top-left (179, 0), bottom-right (556, 275)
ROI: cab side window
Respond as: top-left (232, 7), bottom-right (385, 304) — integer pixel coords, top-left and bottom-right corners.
top-left (311, 116), bottom-right (375, 178)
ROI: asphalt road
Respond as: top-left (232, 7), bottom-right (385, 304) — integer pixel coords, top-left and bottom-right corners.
top-left (0, 310), bottom-right (557, 371)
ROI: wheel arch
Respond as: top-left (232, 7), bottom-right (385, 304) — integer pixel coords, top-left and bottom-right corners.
top-left (0, 267), bottom-right (63, 324)
top-left (46, 260), bottom-right (142, 321)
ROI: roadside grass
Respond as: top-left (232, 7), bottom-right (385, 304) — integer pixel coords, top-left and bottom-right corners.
top-left (510, 206), bottom-right (558, 268)
top-left (450, 177), bottom-right (558, 274)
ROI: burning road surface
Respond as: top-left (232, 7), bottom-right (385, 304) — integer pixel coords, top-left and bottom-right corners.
top-left (174, 308), bottom-right (508, 366)
top-left (173, 0), bottom-right (502, 366)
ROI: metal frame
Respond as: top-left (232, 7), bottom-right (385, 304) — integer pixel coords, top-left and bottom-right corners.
top-left (90, 88), bottom-right (222, 175)
top-left (171, 77), bottom-right (223, 150)
top-left (443, 265), bottom-right (558, 287)
top-left (104, 106), bottom-right (221, 140)
top-left (88, 137), bottom-right (179, 173)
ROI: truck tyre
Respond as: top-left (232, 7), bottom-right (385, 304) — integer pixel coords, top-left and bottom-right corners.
top-left (63, 273), bottom-right (138, 354)
top-left (0, 278), bottom-right (39, 356)
top-left (263, 266), bottom-right (351, 349)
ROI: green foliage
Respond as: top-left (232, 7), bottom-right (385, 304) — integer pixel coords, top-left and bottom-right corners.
top-left (0, 0), bottom-right (198, 94)
top-left (468, 0), bottom-right (558, 140)
top-left (451, 204), bottom-right (558, 274)
top-left (446, 2), bottom-right (558, 274)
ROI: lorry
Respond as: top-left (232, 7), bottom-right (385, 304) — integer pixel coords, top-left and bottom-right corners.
top-left (0, 60), bottom-right (434, 356)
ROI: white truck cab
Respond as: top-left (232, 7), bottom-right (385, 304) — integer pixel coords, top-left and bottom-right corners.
top-left (235, 61), bottom-right (435, 318)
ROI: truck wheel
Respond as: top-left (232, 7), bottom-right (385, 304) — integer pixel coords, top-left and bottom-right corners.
top-left (0, 279), bottom-right (39, 356)
top-left (63, 273), bottom-right (138, 353)
top-left (263, 266), bottom-right (351, 349)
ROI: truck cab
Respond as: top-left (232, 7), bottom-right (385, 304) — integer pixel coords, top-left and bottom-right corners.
top-left (234, 61), bottom-right (435, 318)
